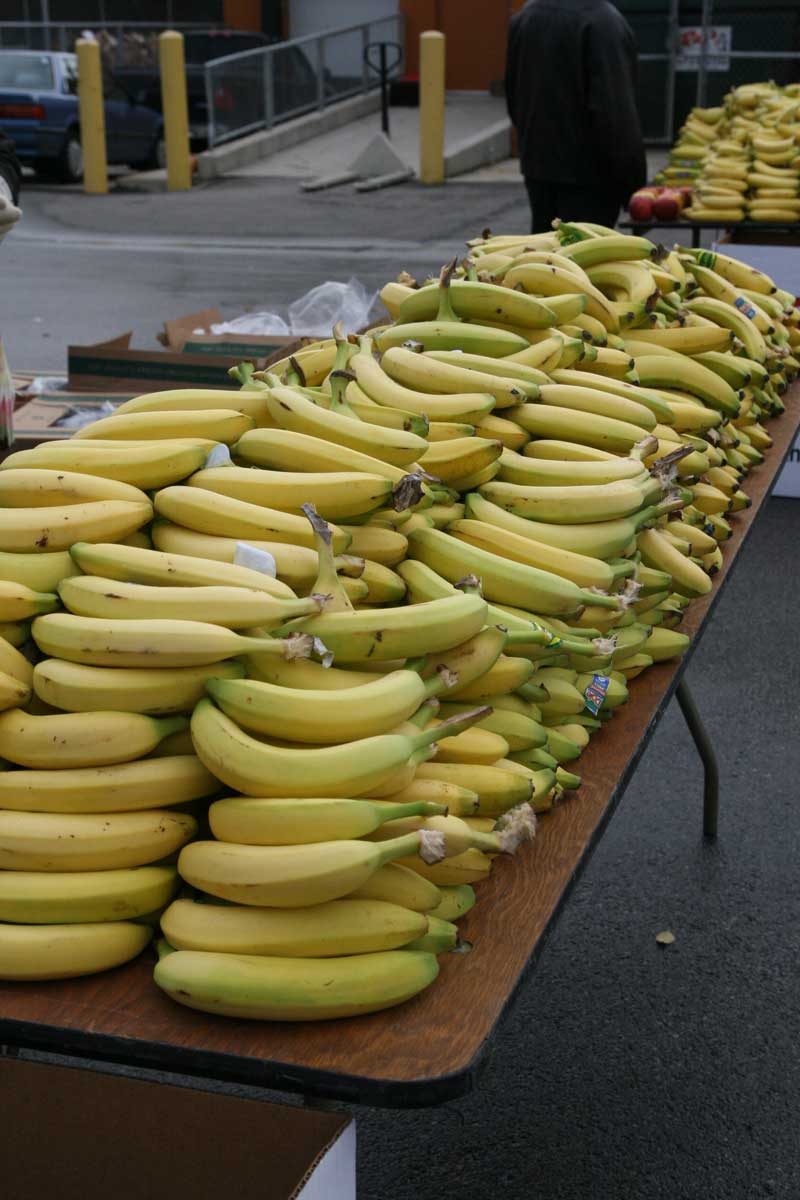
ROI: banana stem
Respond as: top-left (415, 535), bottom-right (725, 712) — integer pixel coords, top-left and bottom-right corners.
top-left (328, 370), bottom-right (359, 418)
top-left (376, 830), bottom-right (445, 866)
top-left (302, 503), bottom-right (353, 614)
top-left (409, 705), bottom-right (493, 751)
top-left (155, 938), bottom-right (177, 961)
top-left (435, 259), bottom-right (461, 323)
top-left (242, 632), bottom-right (315, 659)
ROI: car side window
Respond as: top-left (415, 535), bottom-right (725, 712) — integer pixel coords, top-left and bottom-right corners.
top-left (62, 57), bottom-right (78, 95)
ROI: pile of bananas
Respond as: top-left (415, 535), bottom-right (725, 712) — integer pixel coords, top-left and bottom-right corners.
top-left (0, 221), bottom-right (792, 1022)
top-left (658, 82), bottom-right (800, 223)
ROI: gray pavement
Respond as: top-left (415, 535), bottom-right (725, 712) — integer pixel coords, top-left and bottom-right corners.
top-left (3, 170), bottom-right (799, 1198)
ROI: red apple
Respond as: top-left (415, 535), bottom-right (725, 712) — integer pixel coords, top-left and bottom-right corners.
top-left (629, 192), bottom-right (655, 220)
top-left (653, 190), bottom-right (681, 220)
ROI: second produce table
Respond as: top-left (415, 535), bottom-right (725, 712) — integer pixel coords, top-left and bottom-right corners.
top-left (0, 388), bottom-right (798, 1109)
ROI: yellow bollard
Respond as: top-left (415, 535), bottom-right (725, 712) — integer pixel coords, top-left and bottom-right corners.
top-left (419, 31), bottom-right (445, 185)
top-left (159, 30), bottom-right (192, 191)
top-left (76, 39), bottom-right (107, 195)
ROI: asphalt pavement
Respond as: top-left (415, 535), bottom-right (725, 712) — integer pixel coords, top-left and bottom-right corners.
top-left (3, 170), bottom-right (799, 1199)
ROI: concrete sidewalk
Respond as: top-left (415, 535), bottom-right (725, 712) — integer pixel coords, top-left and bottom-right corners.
top-left (230, 93), bottom-right (508, 181)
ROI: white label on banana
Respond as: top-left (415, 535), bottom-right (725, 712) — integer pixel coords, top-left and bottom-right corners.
top-left (205, 444), bottom-right (234, 467)
top-left (233, 541), bottom-right (277, 577)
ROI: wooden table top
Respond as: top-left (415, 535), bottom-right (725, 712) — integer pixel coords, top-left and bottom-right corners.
top-left (0, 388), bottom-right (798, 1109)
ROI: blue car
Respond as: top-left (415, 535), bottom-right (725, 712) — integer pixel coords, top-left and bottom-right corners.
top-left (0, 49), bottom-right (164, 182)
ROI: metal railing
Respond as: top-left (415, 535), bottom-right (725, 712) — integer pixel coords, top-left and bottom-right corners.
top-left (0, 21), bottom-right (220, 62)
top-left (204, 15), bottom-right (404, 149)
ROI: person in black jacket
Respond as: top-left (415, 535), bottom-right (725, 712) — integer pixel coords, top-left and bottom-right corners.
top-left (505, 0), bottom-right (646, 233)
top-left (0, 130), bottom-right (22, 241)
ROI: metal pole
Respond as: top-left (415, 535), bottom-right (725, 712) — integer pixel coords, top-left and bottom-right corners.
top-left (159, 30), bottom-right (192, 191)
top-left (40, 0), bottom-right (50, 50)
top-left (264, 49), bottom-right (274, 130)
top-left (76, 37), bottom-right (107, 195)
top-left (204, 63), bottom-right (216, 149)
top-left (361, 23), bottom-right (370, 93)
top-left (419, 30), bottom-right (445, 185)
top-left (675, 679), bottom-right (720, 838)
top-left (380, 43), bottom-right (390, 135)
top-left (664, 0), bottom-right (680, 142)
top-left (316, 35), bottom-right (325, 111)
top-left (697, 0), bottom-right (714, 107)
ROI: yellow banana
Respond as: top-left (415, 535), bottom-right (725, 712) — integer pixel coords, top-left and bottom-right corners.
top-left (69, 540), bottom-right (295, 598)
top-left (153, 485), bottom-right (350, 552)
top-left (0, 920), bottom-right (152, 981)
top-left (0, 440), bottom-right (209, 489)
top-left (77, 408), bottom-right (254, 444)
top-left (58, 575), bottom-right (322, 630)
top-left (161, 895), bottom-right (428, 956)
top-left (186, 465), bottom-right (393, 521)
top-left (114, 389), bottom-right (272, 424)
top-left (0, 707), bottom-right (187, 768)
top-left (32, 613), bottom-right (309, 669)
top-left (33, 659), bottom-right (246, 715)
top-left (0, 864), bottom-right (178, 924)
top-left (0, 499), bottom-right (152, 553)
top-left (0, 753), bottom-right (216, 813)
top-left (0, 808), bottom-right (196, 871)
top-left (153, 944), bottom-right (439, 1021)
top-left (0, 468), bottom-right (150, 508)
top-left (381, 345), bottom-right (536, 407)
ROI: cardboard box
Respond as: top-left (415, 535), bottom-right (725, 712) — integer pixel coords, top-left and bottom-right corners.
top-left (68, 310), bottom-right (307, 394)
top-left (0, 1056), bottom-right (356, 1200)
top-left (11, 393), bottom-right (134, 449)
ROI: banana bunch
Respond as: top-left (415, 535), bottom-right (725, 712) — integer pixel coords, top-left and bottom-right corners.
top-left (0, 223), bottom-right (789, 1012)
top-left (666, 83), bottom-right (800, 224)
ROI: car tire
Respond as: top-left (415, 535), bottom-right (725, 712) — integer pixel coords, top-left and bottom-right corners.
top-left (58, 129), bottom-right (84, 183)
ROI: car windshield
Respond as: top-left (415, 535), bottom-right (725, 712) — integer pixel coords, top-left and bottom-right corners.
top-left (0, 52), bottom-right (54, 90)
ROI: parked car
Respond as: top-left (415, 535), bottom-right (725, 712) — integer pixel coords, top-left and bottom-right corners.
top-left (0, 49), bottom-right (164, 182)
top-left (115, 29), bottom-right (321, 149)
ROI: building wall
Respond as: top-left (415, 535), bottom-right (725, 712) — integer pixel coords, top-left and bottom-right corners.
top-left (286, 0), bottom-right (399, 80)
top-left (400, 0), bottom-right (524, 90)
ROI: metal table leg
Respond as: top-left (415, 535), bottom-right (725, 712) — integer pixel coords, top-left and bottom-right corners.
top-left (692, 226), bottom-right (701, 248)
top-left (675, 679), bottom-right (719, 838)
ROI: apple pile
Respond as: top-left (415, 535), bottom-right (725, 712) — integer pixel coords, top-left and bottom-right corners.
top-left (627, 185), bottom-right (693, 222)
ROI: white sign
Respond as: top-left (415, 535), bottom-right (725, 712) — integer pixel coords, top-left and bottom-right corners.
top-left (676, 26), bottom-right (732, 72)
top-left (773, 436), bottom-right (800, 499)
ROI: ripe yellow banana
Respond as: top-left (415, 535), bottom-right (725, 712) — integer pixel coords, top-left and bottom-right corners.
top-left (502, 262), bottom-right (620, 331)
top-left (397, 276), bottom-right (556, 328)
top-left (0, 499), bottom-right (152, 553)
top-left (637, 528), bottom-right (713, 598)
top-left (381, 345), bottom-right (536, 407)
top-left (264, 384), bottom-right (427, 467)
top-left (209, 795), bottom-right (447, 845)
top-left (349, 345), bottom-right (495, 422)
top-left (413, 761), bottom-right (534, 816)
top-left (77, 408), bottom-right (254, 444)
top-left (0, 707), bottom-right (187, 768)
top-left (0, 468), bottom-right (150, 508)
top-left (0, 754), bottom-right (217, 813)
top-left (0, 440), bottom-right (209, 489)
top-left (0, 808), bottom-right (196, 871)
top-left (58, 575), bottom-right (323, 630)
top-left (0, 864), bottom-right (178, 924)
top-left (153, 944), bottom-right (439, 1021)
top-left (32, 613), bottom-right (309, 669)
top-left (427, 883), bottom-right (476, 922)
top-left (161, 895), bottom-right (428, 956)
top-left (179, 828), bottom-right (444, 907)
top-left (450, 513), bottom-right (615, 591)
top-left (33, 658), bottom-right (246, 715)
top-left (479, 476), bottom-right (652, 523)
top-left (0, 548), bottom-right (78, 593)
top-left (70, 541), bottom-right (296, 599)
top-left (189, 697), bottom-right (487, 798)
top-left (186, 465), bottom-right (393, 521)
top-left (274, 589), bottom-right (487, 663)
top-left (0, 670), bottom-right (31, 710)
top-left (0, 580), bottom-right (57, 620)
top-left (419, 436), bottom-right (503, 486)
top-left (153, 485), bottom-right (350, 552)
top-left (407, 526), bottom-right (619, 615)
top-left (114, 388), bottom-right (272, 424)
top-left (506, 402), bottom-right (647, 453)
top-left (234, 427), bottom-right (412, 485)
top-left (0, 920), bottom-right (152, 981)
top-left (348, 861), bottom-right (441, 912)
top-left (207, 669), bottom-right (436, 743)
